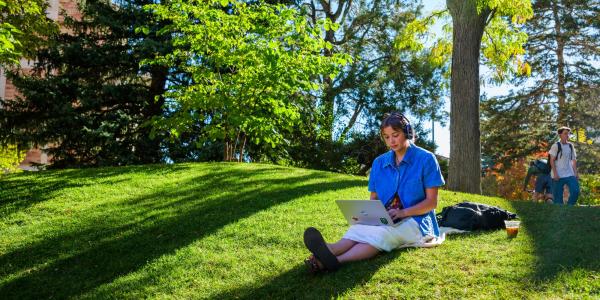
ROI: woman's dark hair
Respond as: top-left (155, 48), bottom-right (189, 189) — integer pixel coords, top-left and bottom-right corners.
top-left (380, 111), bottom-right (414, 140)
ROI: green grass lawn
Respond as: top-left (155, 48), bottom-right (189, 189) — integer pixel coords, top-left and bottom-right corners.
top-left (1, 162), bottom-right (599, 299)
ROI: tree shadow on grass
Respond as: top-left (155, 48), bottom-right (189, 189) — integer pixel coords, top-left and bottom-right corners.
top-left (211, 250), bottom-right (405, 299)
top-left (0, 163), bottom-right (191, 213)
top-left (511, 201), bottom-right (600, 281)
top-left (0, 165), bottom-right (365, 299)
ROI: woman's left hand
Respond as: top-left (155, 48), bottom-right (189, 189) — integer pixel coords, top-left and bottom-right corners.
top-left (388, 208), bottom-right (407, 221)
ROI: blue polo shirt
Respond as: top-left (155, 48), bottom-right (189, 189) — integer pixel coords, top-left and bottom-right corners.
top-left (368, 144), bottom-right (445, 237)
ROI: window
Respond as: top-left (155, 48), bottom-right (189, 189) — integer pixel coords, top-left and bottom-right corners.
top-left (0, 68), bottom-right (6, 100)
top-left (46, 0), bottom-right (60, 21)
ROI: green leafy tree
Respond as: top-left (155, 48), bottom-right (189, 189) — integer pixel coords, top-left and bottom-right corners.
top-left (145, 0), bottom-right (347, 161)
top-left (0, 0), bottom-right (171, 167)
top-left (281, 0), bottom-right (448, 171)
top-left (557, 86), bottom-right (599, 175)
top-left (481, 0), bottom-right (599, 172)
top-left (0, 0), bottom-right (56, 65)
top-left (333, 0), bottom-right (449, 139)
top-left (401, 0), bottom-right (531, 193)
top-left (394, 1), bottom-right (533, 192)
top-left (481, 93), bottom-right (555, 171)
top-left (445, 0), bottom-right (532, 193)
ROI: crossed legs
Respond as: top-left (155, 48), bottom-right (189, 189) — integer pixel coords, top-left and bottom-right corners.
top-left (304, 228), bottom-right (381, 273)
top-left (327, 238), bottom-right (380, 264)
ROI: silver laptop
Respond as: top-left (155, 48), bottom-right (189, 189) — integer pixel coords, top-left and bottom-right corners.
top-left (335, 200), bottom-right (400, 227)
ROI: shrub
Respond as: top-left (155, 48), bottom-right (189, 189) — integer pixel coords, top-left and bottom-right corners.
top-left (483, 156), bottom-right (600, 206)
top-left (579, 174), bottom-right (600, 206)
top-left (482, 157), bottom-right (530, 200)
top-left (0, 143), bottom-right (26, 174)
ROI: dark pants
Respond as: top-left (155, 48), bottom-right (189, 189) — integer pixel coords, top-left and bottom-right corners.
top-left (534, 174), bottom-right (552, 194)
top-left (552, 176), bottom-right (580, 205)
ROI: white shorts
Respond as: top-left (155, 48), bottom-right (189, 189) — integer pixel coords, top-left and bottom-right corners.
top-left (342, 218), bottom-right (427, 252)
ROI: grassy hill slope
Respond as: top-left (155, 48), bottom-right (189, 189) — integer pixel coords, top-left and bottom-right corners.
top-left (0, 162), bottom-right (599, 299)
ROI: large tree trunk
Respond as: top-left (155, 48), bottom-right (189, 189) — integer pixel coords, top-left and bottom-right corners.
top-left (447, 0), bottom-right (489, 194)
top-left (551, 0), bottom-right (567, 125)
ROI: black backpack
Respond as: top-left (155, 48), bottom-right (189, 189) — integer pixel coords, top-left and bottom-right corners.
top-left (436, 202), bottom-right (518, 231)
top-left (553, 141), bottom-right (573, 160)
top-left (533, 159), bottom-right (551, 174)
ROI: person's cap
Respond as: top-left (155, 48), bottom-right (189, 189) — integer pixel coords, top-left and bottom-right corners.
top-left (557, 126), bottom-right (571, 134)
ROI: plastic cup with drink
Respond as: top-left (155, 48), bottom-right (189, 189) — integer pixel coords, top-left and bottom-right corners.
top-left (504, 220), bottom-right (521, 238)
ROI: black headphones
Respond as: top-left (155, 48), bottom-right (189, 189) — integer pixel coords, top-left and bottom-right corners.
top-left (384, 111), bottom-right (413, 140)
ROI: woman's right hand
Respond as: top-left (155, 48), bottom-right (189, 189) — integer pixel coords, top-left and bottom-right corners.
top-left (388, 208), bottom-right (406, 221)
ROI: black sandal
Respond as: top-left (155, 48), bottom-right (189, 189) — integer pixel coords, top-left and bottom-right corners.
top-left (304, 255), bottom-right (323, 274)
top-left (303, 227), bottom-right (340, 271)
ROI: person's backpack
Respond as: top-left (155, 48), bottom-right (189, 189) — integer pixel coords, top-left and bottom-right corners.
top-left (436, 202), bottom-right (518, 231)
top-left (533, 159), bottom-right (551, 174)
top-left (553, 141), bottom-right (574, 160)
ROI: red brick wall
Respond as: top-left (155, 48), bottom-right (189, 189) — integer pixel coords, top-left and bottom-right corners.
top-left (3, 78), bottom-right (19, 100)
top-left (59, 0), bottom-right (83, 23)
top-left (19, 148), bottom-right (48, 170)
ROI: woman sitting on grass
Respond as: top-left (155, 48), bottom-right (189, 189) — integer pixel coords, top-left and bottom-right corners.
top-left (303, 111), bottom-right (445, 273)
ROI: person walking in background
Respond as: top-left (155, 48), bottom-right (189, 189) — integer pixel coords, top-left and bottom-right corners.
top-left (549, 126), bottom-right (580, 205)
top-left (523, 159), bottom-right (553, 203)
